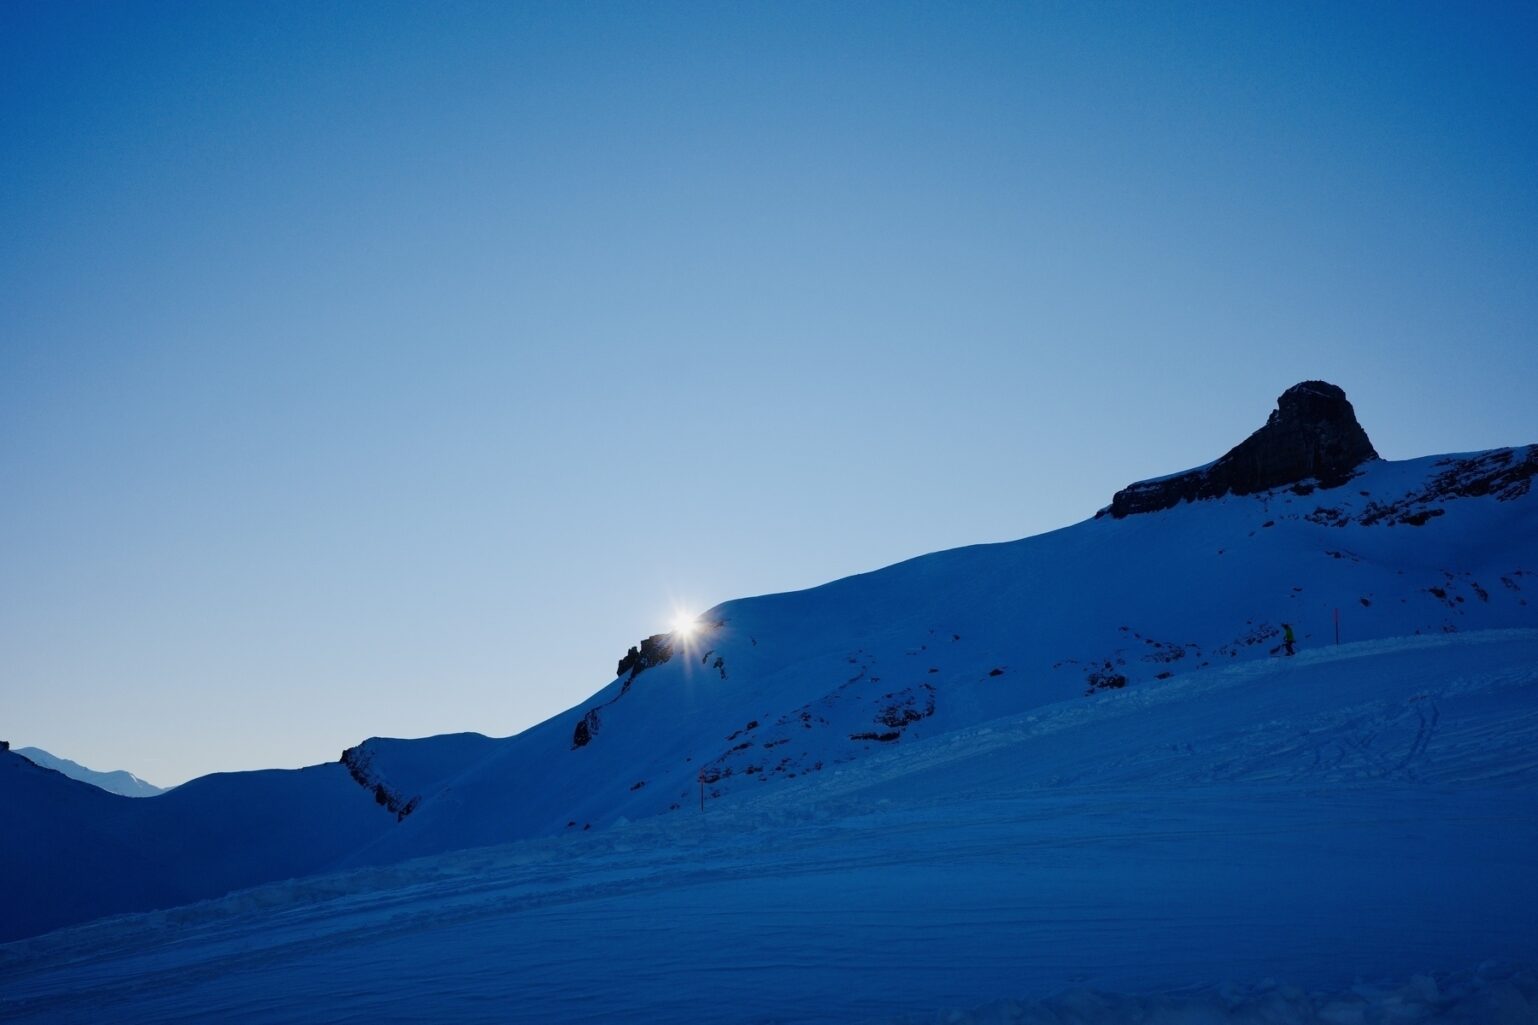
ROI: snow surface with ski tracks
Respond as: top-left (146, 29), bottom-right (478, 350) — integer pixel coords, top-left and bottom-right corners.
top-left (4, 630), bottom-right (1536, 1024)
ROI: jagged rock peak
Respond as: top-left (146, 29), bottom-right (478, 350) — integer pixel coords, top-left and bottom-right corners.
top-left (1103, 380), bottom-right (1379, 519)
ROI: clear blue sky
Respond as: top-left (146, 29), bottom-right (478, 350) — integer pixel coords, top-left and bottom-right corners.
top-left (4, 2), bottom-right (1535, 786)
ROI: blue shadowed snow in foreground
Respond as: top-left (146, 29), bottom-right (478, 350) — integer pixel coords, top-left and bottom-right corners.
top-left (913, 968), bottom-right (1538, 1025)
top-left (2, 631), bottom-right (1536, 1023)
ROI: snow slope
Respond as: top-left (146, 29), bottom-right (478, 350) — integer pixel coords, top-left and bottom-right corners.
top-left (13, 747), bottom-right (165, 797)
top-left (0, 752), bottom-right (396, 942)
top-left (3, 446), bottom-right (1535, 944)
top-left (342, 448), bottom-right (1538, 867)
top-left (3, 630), bottom-right (1534, 1023)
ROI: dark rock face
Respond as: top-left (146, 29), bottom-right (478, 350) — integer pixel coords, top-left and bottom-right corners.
top-left (571, 708), bottom-right (601, 749)
top-left (1104, 381), bottom-right (1379, 518)
top-left (616, 633), bottom-right (673, 681)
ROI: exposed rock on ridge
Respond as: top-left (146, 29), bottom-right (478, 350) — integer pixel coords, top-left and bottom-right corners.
top-left (340, 744), bottom-right (421, 821)
top-left (1346, 445), bottom-right (1536, 528)
top-left (1103, 381), bottom-right (1379, 519)
top-left (616, 633), bottom-right (674, 681)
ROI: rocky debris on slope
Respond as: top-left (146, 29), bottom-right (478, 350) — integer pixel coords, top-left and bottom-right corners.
top-left (1356, 445), bottom-right (1537, 526)
top-left (340, 744), bottom-right (420, 821)
top-left (1083, 660), bottom-right (1129, 694)
top-left (1268, 446), bottom-right (1538, 530)
top-left (852, 684), bottom-right (937, 742)
top-left (1103, 381), bottom-right (1379, 518)
top-left (1063, 622), bottom-right (1290, 693)
top-left (692, 670), bottom-right (940, 805)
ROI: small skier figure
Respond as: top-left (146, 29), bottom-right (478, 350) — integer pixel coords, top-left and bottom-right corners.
top-left (1282, 623), bottom-right (1296, 657)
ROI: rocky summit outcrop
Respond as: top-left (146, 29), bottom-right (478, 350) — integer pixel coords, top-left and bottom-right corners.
top-left (1103, 381), bottom-right (1379, 519)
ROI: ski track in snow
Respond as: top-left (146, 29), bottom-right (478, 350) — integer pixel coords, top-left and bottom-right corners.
top-left (3, 631), bottom-right (1537, 1024)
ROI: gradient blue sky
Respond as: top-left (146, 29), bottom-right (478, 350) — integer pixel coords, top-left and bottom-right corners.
top-left (4, 2), bottom-right (1535, 786)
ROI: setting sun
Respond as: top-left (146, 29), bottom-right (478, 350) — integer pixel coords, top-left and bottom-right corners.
top-left (670, 613), bottom-right (699, 638)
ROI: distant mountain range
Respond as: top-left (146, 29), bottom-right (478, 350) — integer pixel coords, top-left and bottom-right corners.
top-left (2, 380), bottom-right (1533, 945)
top-left (13, 747), bottom-right (164, 797)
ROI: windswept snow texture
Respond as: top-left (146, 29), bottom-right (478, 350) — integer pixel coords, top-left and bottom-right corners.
top-left (905, 966), bottom-right (1538, 1025)
top-left (1, 632), bottom-right (1535, 1023)
top-left (13, 747), bottom-right (165, 797)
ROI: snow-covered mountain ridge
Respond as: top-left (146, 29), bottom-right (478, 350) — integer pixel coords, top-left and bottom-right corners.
top-left (3, 382), bottom-right (1533, 945)
top-left (346, 441), bottom-right (1533, 870)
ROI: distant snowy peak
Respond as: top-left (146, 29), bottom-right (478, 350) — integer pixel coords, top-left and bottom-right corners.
top-left (13, 746), bottom-right (165, 797)
top-left (1105, 380), bottom-right (1379, 518)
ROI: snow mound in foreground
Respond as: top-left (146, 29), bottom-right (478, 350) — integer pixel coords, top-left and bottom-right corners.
top-left (904, 963), bottom-right (1538, 1025)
